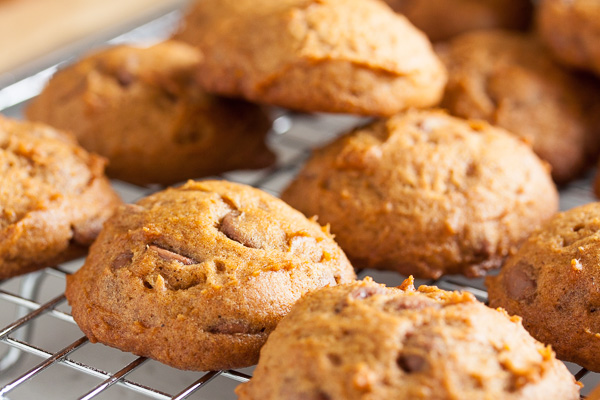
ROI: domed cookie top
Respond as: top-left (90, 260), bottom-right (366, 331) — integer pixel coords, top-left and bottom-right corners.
top-left (282, 110), bottom-right (558, 278)
top-left (0, 116), bottom-right (121, 279)
top-left (65, 179), bottom-right (356, 371)
top-left (383, 0), bottom-right (532, 42)
top-left (436, 30), bottom-right (600, 183)
top-left (537, 0), bottom-right (600, 76)
top-left (173, 0), bottom-right (447, 116)
top-left (26, 41), bottom-right (274, 185)
top-left (487, 202), bottom-right (600, 372)
top-left (236, 278), bottom-right (580, 400)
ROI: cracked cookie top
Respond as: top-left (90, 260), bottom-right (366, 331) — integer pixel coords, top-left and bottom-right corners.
top-left (487, 202), bottom-right (600, 372)
top-left (0, 116), bottom-right (121, 279)
top-left (65, 179), bottom-right (355, 371)
top-left (236, 278), bottom-right (580, 400)
top-left (173, 0), bottom-right (447, 116)
top-left (282, 109), bottom-right (558, 278)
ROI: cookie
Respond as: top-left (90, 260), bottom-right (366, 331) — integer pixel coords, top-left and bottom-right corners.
top-left (436, 30), bottom-right (600, 184)
top-left (65, 180), bottom-right (356, 371)
top-left (26, 41), bottom-right (274, 186)
top-left (173, 0), bottom-right (447, 117)
top-left (236, 278), bottom-right (580, 400)
top-left (281, 110), bottom-right (558, 279)
top-left (589, 383), bottom-right (600, 400)
top-left (487, 202), bottom-right (600, 372)
top-left (383, 0), bottom-right (533, 42)
top-left (0, 116), bottom-right (121, 280)
top-left (537, 0), bottom-right (600, 76)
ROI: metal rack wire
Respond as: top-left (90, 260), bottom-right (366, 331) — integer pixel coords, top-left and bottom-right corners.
top-left (0, 267), bottom-right (251, 399)
top-left (0, 8), bottom-right (598, 400)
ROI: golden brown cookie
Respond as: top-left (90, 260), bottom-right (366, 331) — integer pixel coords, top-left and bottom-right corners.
top-left (487, 202), bottom-right (600, 372)
top-left (26, 41), bottom-right (274, 186)
top-left (173, 0), bottom-right (447, 117)
top-left (589, 383), bottom-right (600, 400)
top-left (236, 278), bottom-right (580, 400)
top-left (65, 180), bottom-right (356, 371)
top-left (0, 116), bottom-right (121, 280)
top-left (436, 30), bottom-right (600, 183)
top-left (282, 110), bottom-right (558, 279)
top-left (537, 0), bottom-right (600, 76)
top-left (384, 0), bottom-right (533, 42)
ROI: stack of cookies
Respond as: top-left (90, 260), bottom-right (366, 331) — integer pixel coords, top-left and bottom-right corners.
top-left (4, 0), bottom-right (599, 397)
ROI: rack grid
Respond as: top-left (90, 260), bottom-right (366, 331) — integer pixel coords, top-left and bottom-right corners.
top-left (0, 7), bottom-right (598, 400)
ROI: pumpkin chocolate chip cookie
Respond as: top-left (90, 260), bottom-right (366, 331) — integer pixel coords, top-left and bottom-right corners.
top-left (487, 202), bottom-right (600, 372)
top-left (537, 0), bottom-right (600, 76)
top-left (26, 41), bottom-right (274, 186)
top-left (383, 0), bottom-right (533, 42)
top-left (236, 278), bottom-right (580, 400)
top-left (436, 30), bottom-right (600, 183)
top-left (65, 180), bottom-right (355, 371)
top-left (282, 110), bottom-right (558, 279)
top-left (0, 116), bottom-right (121, 279)
top-left (173, 0), bottom-right (447, 116)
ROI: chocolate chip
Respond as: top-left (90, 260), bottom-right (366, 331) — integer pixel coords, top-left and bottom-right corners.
top-left (115, 68), bottom-right (135, 87)
top-left (207, 320), bottom-right (256, 335)
top-left (397, 354), bottom-right (426, 373)
top-left (466, 161), bottom-right (477, 177)
top-left (385, 296), bottom-right (436, 311)
top-left (350, 286), bottom-right (386, 300)
top-left (149, 245), bottom-right (196, 265)
top-left (473, 239), bottom-right (493, 257)
top-left (335, 286), bottom-right (387, 312)
top-left (333, 303), bottom-right (346, 314)
top-left (112, 251), bottom-right (133, 270)
top-left (327, 353), bottom-right (342, 366)
top-left (219, 211), bottom-right (262, 248)
top-left (504, 262), bottom-right (537, 301)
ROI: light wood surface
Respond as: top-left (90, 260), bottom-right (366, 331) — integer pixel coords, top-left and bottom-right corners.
top-left (0, 0), bottom-right (186, 75)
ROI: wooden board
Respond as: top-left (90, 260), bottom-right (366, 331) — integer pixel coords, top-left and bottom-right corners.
top-left (0, 0), bottom-right (188, 75)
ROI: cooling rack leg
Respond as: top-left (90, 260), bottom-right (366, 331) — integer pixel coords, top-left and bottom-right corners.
top-left (0, 272), bottom-right (45, 372)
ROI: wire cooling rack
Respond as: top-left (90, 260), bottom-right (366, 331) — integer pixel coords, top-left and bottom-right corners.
top-left (0, 8), bottom-right (599, 400)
